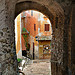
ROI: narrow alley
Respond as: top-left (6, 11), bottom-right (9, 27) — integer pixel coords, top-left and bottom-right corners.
top-left (0, 0), bottom-right (75, 75)
top-left (22, 59), bottom-right (51, 75)
top-left (15, 10), bottom-right (52, 75)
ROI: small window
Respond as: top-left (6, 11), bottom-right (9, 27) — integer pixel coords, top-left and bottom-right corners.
top-left (23, 12), bottom-right (25, 17)
top-left (31, 10), bottom-right (33, 16)
top-left (45, 24), bottom-right (49, 31)
top-left (34, 24), bottom-right (36, 31)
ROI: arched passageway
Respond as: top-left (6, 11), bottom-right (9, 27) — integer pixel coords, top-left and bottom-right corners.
top-left (0, 0), bottom-right (74, 75)
top-left (15, 10), bottom-right (52, 75)
top-left (15, 1), bottom-right (64, 75)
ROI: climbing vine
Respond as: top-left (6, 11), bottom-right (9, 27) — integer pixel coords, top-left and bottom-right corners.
top-left (22, 27), bottom-right (29, 48)
top-left (23, 34), bottom-right (27, 47)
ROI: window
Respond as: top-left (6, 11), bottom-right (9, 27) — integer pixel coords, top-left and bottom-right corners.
top-left (45, 24), bottom-right (49, 31)
top-left (34, 24), bottom-right (36, 31)
top-left (22, 12), bottom-right (26, 17)
top-left (31, 10), bottom-right (33, 16)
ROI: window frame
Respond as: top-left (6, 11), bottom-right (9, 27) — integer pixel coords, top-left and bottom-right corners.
top-left (34, 24), bottom-right (36, 31)
top-left (44, 24), bottom-right (50, 32)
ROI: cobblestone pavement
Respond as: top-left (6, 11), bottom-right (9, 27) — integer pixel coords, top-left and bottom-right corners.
top-left (22, 59), bottom-right (51, 75)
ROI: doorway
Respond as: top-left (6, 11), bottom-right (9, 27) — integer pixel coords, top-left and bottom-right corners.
top-left (33, 42), bottom-right (35, 60)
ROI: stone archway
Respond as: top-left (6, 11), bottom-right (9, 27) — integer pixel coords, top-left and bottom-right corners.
top-left (0, 0), bottom-right (69, 75)
top-left (15, 1), bottom-right (65, 75)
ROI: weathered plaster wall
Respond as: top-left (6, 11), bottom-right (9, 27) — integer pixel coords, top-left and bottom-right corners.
top-left (39, 40), bottom-right (51, 59)
top-left (15, 14), bottom-right (21, 54)
top-left (15, 14), bottom-right (22, 59)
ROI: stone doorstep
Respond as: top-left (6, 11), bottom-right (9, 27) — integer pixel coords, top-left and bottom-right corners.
top-left (33, 61), bottom-right (38, 63)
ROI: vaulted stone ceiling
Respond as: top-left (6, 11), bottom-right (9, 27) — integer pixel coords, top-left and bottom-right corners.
top-left (15, 0), bottom-right (64, 19)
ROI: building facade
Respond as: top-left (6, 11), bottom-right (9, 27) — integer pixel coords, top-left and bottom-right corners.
top-left (15, 10), bottom-right (52, 59)
top-left (0, 0), bottom-right (75, 75)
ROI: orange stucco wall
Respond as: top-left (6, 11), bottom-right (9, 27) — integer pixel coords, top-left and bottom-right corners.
top-left (16, 14), bottom-right (21, 54)
top-left (21, 10), bottom-right (52, 43)
top-left (21, 35), bottom-right (26, 50)
top-left (15, 10), bottom-right (52, 58)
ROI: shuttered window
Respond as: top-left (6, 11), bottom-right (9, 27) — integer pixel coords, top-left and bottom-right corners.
top-left (34, 24), bottom-right (36, 31)
top-left (45, 24), bottom-right (49, 31)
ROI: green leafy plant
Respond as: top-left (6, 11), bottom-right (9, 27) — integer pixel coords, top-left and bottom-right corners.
top-left (23, 34), bottom-right (27, 47)
top-left (17, 58), bottom-right (22, 62)
top-left (22, 28), bottom-right (27, 32)
top-left (22, 28), bottom-right (28, 48)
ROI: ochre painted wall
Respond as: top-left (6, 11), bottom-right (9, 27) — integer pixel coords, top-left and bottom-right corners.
top-left (16, 14), bottom-right (21, 54)
top-left (16, 11), bottom-right (52, 58)
top-left (21, 11), bottom-right (52, 56)
top-left (39, 40), bottom-right (51, 59)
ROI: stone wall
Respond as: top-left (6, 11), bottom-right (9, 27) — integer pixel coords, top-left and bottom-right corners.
top-left (71, 3), bottom-right (75, 75)
top-left (0, 0), bottom-right (18, 75)
top-left (0, 0), bottom-right (74, 75)
top-left (51, 15), bottom-right (64, 75)
top-left (51, 1), bottom-right (75, 75)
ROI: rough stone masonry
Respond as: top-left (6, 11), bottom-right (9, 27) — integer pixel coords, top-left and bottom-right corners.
top-left (0, 0), bottom-right (75, 75)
